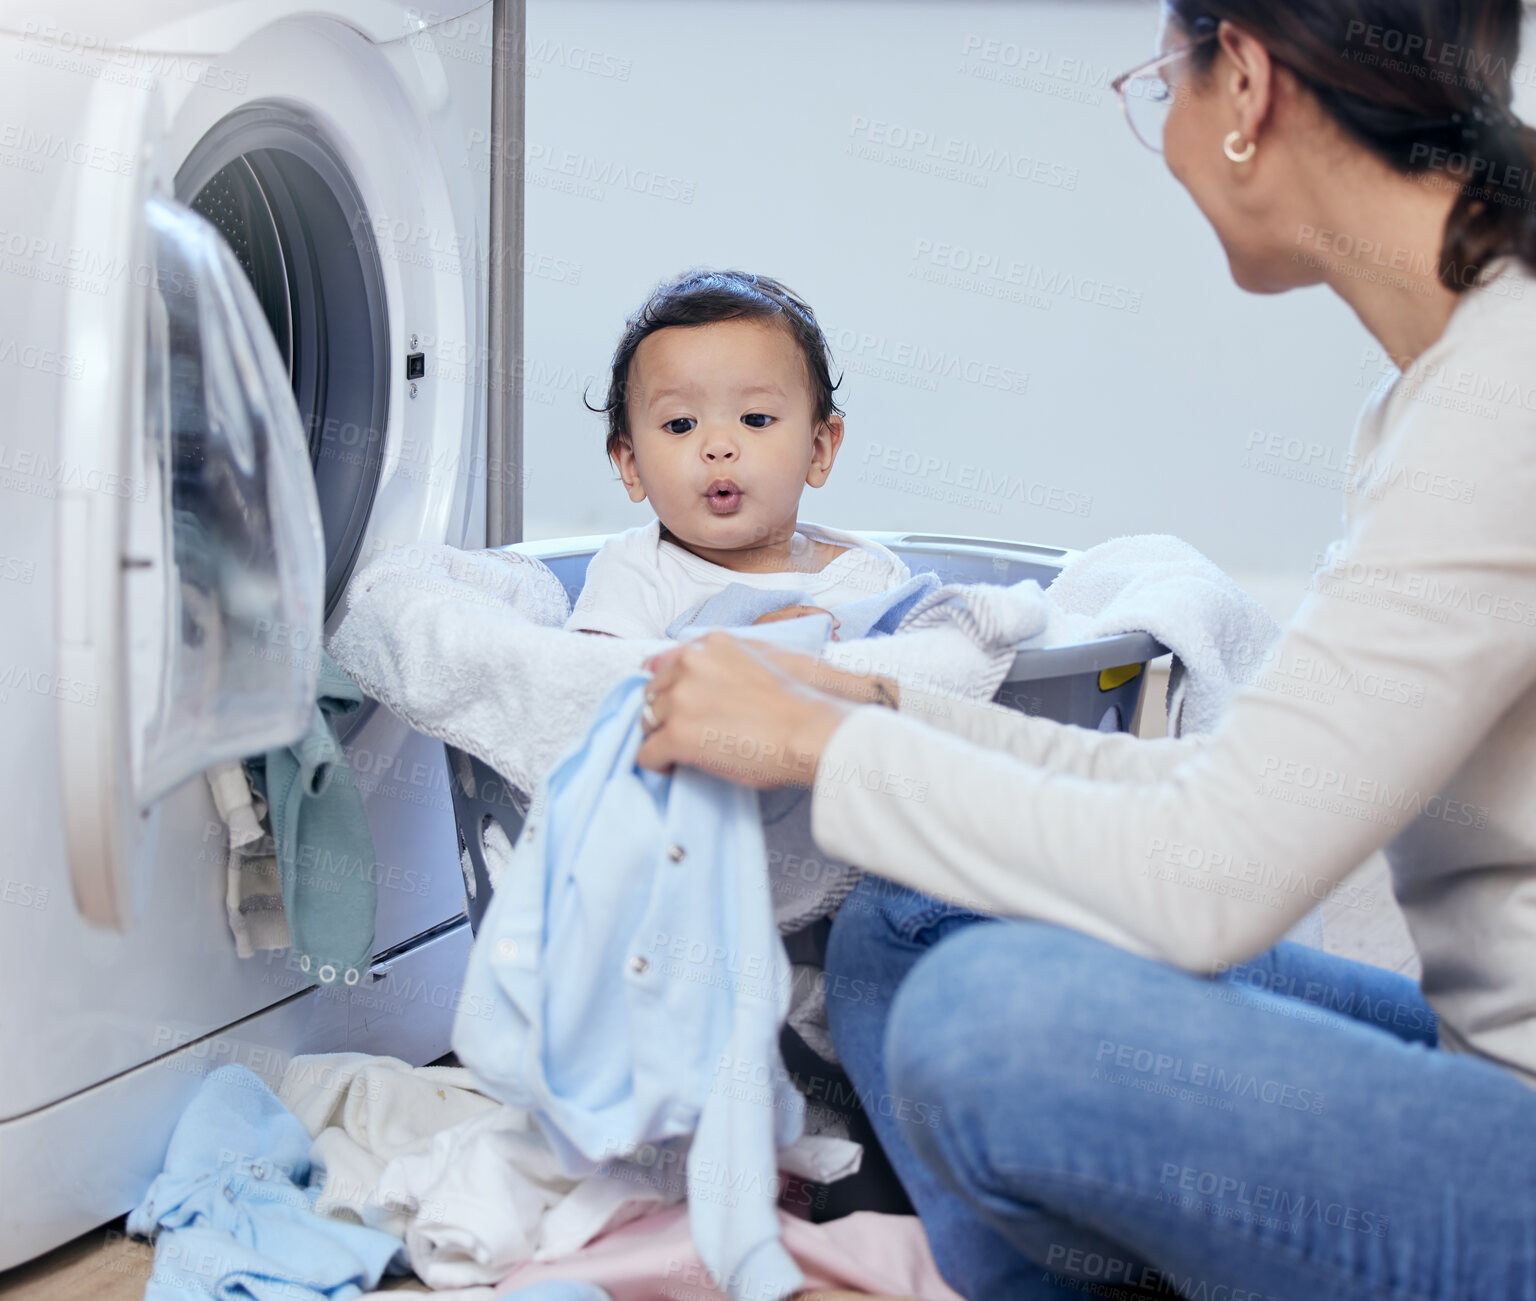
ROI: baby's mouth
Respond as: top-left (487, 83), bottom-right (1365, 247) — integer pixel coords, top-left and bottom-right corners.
top-left (705, 479), bottom-right (742, 515)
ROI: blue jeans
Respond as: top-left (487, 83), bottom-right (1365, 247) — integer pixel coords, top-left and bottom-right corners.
top-left (825, 877), bottom-right (1536, 1300)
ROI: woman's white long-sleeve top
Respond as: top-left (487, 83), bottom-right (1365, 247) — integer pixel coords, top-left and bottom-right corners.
top-left (811, 260), bottom-right (1536, 1086)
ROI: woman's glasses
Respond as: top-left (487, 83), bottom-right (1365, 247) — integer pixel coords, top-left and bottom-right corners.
top-left (1111, 32), bottom-right (1217, 153)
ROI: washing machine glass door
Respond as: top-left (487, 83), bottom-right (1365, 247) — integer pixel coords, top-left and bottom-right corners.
top-left (61, 195), bottom-right (327, 930)
top-left (132, 197), bottom-right (327, 797)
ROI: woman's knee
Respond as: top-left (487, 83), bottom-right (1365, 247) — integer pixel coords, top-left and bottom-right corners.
top-left (883, 922), bottom-right (1159, 1132)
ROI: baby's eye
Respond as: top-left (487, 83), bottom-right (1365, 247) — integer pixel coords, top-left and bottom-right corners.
top-left (741, 413), bottom-right (775, 429)
top-left (663, 417), bottom-right (697, 435)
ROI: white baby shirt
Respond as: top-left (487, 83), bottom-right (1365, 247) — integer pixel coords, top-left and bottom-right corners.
top-left (565, 520), bottom-right (910, 639)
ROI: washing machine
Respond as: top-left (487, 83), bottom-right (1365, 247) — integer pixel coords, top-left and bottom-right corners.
top-left (0, 0), bottom-right (519, 1266)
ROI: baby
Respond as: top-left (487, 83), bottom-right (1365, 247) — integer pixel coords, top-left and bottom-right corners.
top-left (565, 269), bottom-right (910, 639)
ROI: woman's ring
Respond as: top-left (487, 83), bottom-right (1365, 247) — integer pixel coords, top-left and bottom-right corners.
top-left (641, 700), bottom-right (659, 733)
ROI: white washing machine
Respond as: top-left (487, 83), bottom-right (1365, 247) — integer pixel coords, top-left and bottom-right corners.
top-left (0, 0), bottom-right (519, 1267)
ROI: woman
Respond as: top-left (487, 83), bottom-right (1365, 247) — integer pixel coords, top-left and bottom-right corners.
top-left (639, 1), bottom-right (1536, 1297)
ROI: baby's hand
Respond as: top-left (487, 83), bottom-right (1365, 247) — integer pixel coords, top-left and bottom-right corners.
top-left (751, 605), bottom-right (841, 640)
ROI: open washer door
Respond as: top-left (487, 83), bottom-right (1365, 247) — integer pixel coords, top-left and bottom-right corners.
top-left (58, 192), bottom-right (327, 932)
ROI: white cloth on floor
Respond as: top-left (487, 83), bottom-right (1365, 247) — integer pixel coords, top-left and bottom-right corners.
top-left (380, 1115), bottom-right (863, 1290)
top-left (277, 1052), bottom-right (500, 1234)
top-left (279, 1051), bottom-right (673, 1281)
top-left (279, 1052), bottom-right (859, 1287)
top-left (205, 760), bottom-right (289, 956)
top-left (279, 1052), bottom-right (496, 1149)
top-left (774, 1133), bottom-right (863, 1185)
top-left (376, 1106), bottom-right (669, 1289)
top-left (379, 1115), bottom-right (862, 1290)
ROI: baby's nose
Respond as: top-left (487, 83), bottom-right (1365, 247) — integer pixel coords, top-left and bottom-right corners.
top-left (703, 443), bottom-right (738, 461)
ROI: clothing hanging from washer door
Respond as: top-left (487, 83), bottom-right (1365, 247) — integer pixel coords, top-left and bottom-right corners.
top-left (245, 649), bottom-right (377, 987)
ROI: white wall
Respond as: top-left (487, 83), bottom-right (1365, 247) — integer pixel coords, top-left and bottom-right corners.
top-left (520, 0), bottom-right (1531, 614)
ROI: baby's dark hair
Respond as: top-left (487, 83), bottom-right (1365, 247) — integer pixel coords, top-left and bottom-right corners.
top-left (591, 269), bottom-right (844, 461)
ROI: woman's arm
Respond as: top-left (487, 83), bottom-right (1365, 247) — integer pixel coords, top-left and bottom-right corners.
top-left (894, 687), bottom-right (1203, 782)
top-left (762, 651), bottom-right (1204, 783)
top-left (809, 387), bottom-right (1536, 970)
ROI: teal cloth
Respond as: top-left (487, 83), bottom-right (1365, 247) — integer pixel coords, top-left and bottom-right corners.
top-left (247, 650), bottom-right (376, 987)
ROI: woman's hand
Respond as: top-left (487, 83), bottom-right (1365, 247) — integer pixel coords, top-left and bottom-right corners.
top-left (636, 633), bottom-right (852, 787)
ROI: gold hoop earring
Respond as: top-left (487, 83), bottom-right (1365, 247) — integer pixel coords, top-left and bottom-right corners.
top-left (1223, 130), bottom-right (1256, 163)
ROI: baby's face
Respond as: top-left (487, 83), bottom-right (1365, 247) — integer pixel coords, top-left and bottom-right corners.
top-left (614, 318), bottom-right (842, 562)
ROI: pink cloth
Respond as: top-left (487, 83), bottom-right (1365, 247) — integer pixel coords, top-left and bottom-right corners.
top-left (492, 1206), bottom-right (963, 1301)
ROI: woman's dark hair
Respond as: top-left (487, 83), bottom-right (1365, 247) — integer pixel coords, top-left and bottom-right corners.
top-left (1166, 0), bottom-right (1536, 291)
top-left (591, 269), bottom-right (843, 461)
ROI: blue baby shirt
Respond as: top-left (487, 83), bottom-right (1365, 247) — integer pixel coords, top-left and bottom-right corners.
top-left (128, 1065), bottom-right (402, 1301)
top-left (453, 624), bottom-right (830, 1301)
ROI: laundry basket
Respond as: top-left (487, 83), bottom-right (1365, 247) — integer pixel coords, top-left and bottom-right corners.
top-left (446, 531), bottom-right (1167, 934)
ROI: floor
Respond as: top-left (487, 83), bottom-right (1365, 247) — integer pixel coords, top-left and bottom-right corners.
top-left (0, 664), bottom-right (1420, 1299)
top-left (0, 1221), bottom-right (433, 1299)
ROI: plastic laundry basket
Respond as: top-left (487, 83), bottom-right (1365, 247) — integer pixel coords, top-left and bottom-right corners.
top-left (446, 532), bottom-right (1167, 934)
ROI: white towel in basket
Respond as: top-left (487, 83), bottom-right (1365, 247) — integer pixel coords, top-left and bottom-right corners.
top-left (1042, 533), bottom-right (1280, 736)
top-left (816, 534), bottom-right (1279, 739)
top-left (820, 575), bottom-right (1054, 705)
top-left (328, 546), bottom-right (662, 800)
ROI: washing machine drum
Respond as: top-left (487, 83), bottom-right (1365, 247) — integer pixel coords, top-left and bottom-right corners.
top-left (176, 103), bottom-right (390, 616)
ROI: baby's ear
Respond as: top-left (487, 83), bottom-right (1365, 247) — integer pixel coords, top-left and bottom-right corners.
top-left (805, 414), bottom-right (845, 488)
top-left (612, 439), bottom-right (648, 503)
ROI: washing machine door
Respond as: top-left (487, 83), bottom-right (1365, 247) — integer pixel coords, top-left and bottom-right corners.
top-left (58, 193), bottom-right (326, 931)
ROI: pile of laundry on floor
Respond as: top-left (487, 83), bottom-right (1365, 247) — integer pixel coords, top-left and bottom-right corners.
top-left (127, 1055), bottom-right (960, 1301)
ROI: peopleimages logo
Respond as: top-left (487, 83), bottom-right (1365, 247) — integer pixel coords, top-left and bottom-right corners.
top-left (1093, 1040), bottom-right (1327, 1115)
top-left (0, 124), bottom-right (135, 177)
top-left (1359, 344), bottom-right (1536, 413)
top-left (827, 327), bottom-right (1030, 396)
top-left (910, 238), bottom-right (1144, 313)
top-left (15, 21), bottom-right (249, 94)
top-left (1241, 427), bottom-right (1478, 504)
top-left (958, 33), bottom-right (1114, 97)
top-left (1158, 1164), bottom-right (1391, 1239)
top-left (1311, 552), bottom-right (1536, 628)
top-left (1258, 755), bottom-right (1490, 828)
top-left (860, 442), bottom-right (1093, 518)
top-left (0, 445), bottom-right (148, 502)
top-left (846, 116), bottom-right (1080, 191)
